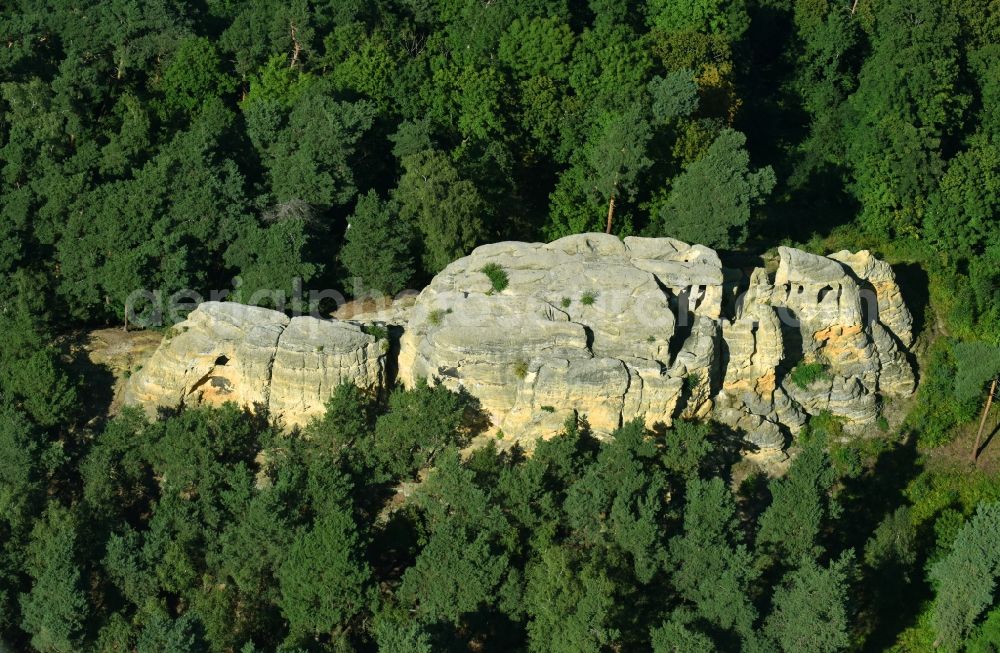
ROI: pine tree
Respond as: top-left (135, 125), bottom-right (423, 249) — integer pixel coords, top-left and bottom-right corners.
top-left (340, 191), bottom-right (415, 296)
top-left (764, 554), bottom-right (854, 653)
top-left (395, 150), bottom-right (487, 274)
top-left (756, 434), bottom-right (837, 564)
top-left (652, 129), bottom-right (775, 249)
top-left (277, 509), bottom-right (371, 638)
top-left (19, 505), bottom-right (90, 653)
top-left (669, 477), bottom-right (758, 639)
top-left (930, 502), bottom-right (1000, 648)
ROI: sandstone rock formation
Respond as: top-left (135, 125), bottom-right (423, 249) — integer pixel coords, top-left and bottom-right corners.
top-left (124, 234), bottom-right (916, 454)
top-left (123, 302), bottom-right (387, 429)
top-left (397, 234), bottom-right (721, 441)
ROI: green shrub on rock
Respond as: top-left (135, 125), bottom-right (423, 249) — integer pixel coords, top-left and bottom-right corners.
top-left (480, 263), bottom-right (509, 293)
top-left (790, 362), bottom-right (831, 389)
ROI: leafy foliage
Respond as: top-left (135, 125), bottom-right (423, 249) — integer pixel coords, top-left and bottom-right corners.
top-left (340, 190), bottom-right (414, 296)
top-left (277, 510), bottom-right (371, 638)
top-left (953, 343), bottom-right (1000, 403)
top-left (756, 434), bottom-right (837, 564)
top-left (764, 554), bottom-right (854, 653)
top-left (930, 502), bottom-right (1000, 648)
top-left (907, 340), bottom-right (981, 447)
top-left (669, 477), bottom-right (758, 637)
top-left (18, 505), bottom-right (89, 653)
top-left (396, 150), bottom-right (487, 274)
top-left (0, 373), bottom-right (995, 651)
top-left (1, 0), bottom-right (999, 650)
top-left (372, 380), bottom-right (473, 478)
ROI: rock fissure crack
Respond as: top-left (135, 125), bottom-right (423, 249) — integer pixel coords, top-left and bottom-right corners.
top-left (263, 320), bottom-right (290, 411)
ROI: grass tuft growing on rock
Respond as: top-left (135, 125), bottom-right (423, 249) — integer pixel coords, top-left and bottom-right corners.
top-left (513, 359), bottom-right (529, 379)
top-left (581, 291), bottom-right (597, 306)
top-left (560, 297), bottom-right (572, 308)
top-left (480, 263), bottom-right (509, 292)
top-left (428, 309), bottom-right (447, 326)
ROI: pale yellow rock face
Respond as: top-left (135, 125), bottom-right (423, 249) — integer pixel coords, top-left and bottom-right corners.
top-left (397, 234), bottom-right (723, 444)
top-left (268, 317), bottom-right (388, 428)
top-left (727, 246), bottom-right (917, 436)
top-left (123, 302), bottom-right (386, 428)
top-left (720, 273), bottom-right (804, 450)
top-left (774, 247), bottom-right (864, 329)
top-left (829, 250), bottom-right (914, 347)
top-left (123, 302), bottom-right (289, 411)
top-left (124, 235), bottom-right (917, 455)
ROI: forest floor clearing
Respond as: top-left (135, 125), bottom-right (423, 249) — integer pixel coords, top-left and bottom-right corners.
top-left (924, 404), bottom-right (1000, 475)
top-left (332, 293), bottom-right (419, 323)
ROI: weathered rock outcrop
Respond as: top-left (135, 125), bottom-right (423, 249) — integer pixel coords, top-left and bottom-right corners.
top-left (124, 234), bottom-right (916, 453)
top-left (396, 234), bottom-right (720, 440)
top-left (123, 302), bottom-right (387, 429)
top-left (765, 248), bottom-right (912, 417)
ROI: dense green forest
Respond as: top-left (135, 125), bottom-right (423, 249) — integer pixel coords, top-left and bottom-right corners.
top-left (1, 0), bottom-right (999, 651)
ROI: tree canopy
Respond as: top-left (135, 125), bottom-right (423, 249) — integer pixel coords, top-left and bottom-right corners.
top-left (1, 0), bottom-right (1000, 650)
